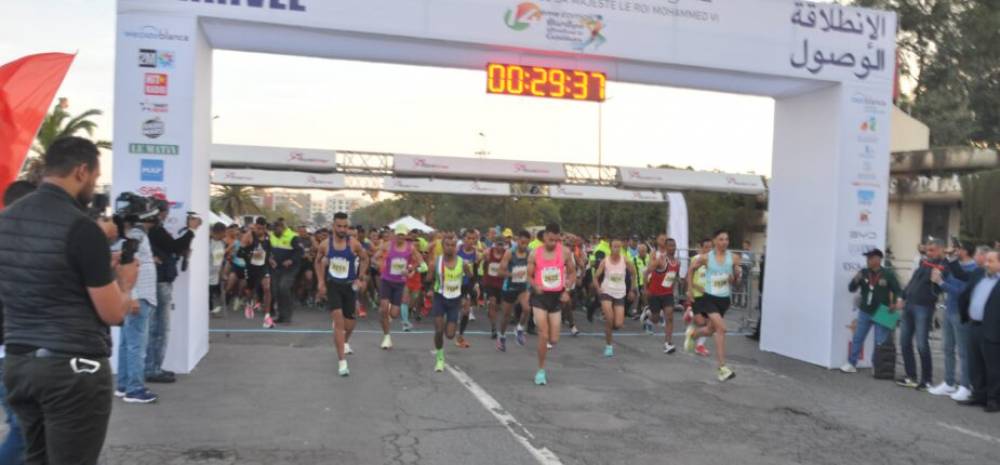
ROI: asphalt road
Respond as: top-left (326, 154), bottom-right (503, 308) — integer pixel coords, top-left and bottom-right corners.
top-left (9, 304), bottom-right (997, 465)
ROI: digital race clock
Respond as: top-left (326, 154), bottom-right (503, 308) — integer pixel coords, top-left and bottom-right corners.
top-left (486, 63), bottom-right (606, 102)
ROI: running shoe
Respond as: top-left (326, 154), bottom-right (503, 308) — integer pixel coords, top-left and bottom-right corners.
top-left (516, 327), bottom-right (526, 346)
top-left (358, 306), bottom-right (368, 319)
top-left (928, 382), bottom-right (958, 396)
top-left (434, 358), bottom-right (445, 373)
top-left (534, 369), bottom-right (547, 386)
top-left (344, 343), bottom-right (354, 355)
top-left (455, 336), bottom-right (470, 349)
top-left (263, 314), bottom-right (275, 329)
top-left (895, 377), bottom-right (919, 389)
top-left (643, 321), bottom-right (654, 335)
top-left (570, 325), bottom-right (580, 337)
top-left (115, 388), bottom-right (126, 398)
top-left (210, 306), bottom-right (222, 316)
top-left (338, 360), bottom-right (350, 377)
top-left (718, 366), bottom-right (735, 382)
top-left (684, 325), bottom-right (696, 352)
top-left (491, 329), bottom-right (498, 340)
top-left (695, 344), bottom-right (711, 357)
top-left (546, 342), bottom-right (553, 350)
top-left (663, 342), bottom-right (676, 354)
top-left (469, 311), bottom-right (476, 321)
top-left (497, 336), bottom-right (507, 352)
top-left (839, 363), bottom-right (857, 373)
top-left (123, 388), bottom-right (158, 404)
top-left (244, 301), bottom-right (254, 319)
top-left (402, 321), bottom-right (413, 332)
top-left (604, 345), bottom-right (614, 358)
top-left (381, 335), bottom-right (393, 350)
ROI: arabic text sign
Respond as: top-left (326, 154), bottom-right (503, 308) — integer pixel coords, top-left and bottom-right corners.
top-left (789, 1), bottom-right (893, 82)
top-left (211, 168), bottom-right (346, 189)
top-left (618, 168), bottom-right (765, 195)
top-left (548, 184), bottom-right (664, 203)
top-left (381, 177), bottom-right (511, 196)
top-left (393, 154), bottom-right (565, 183)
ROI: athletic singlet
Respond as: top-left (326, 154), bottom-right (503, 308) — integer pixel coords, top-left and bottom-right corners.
top-left (435, 256), bottom-right (465, 299)
top-left (327, 237), bottom-right (357, 283)
top-left (691, 254), bottom-right (707, 299)
top-left (705, 249), bottom-right (734, 298)
top-left (601, 255), bottom-right (628, 299)
top-left (457, 246), bottom-right (477, 285)
top-left (504, 247), bottom-right (529, 292)
top-left (231, 239), bottom-right (246, 268)
top-left (382, 242), bottom-right (411, 283)
top-left (533, 242), bottom-right (565, 292)
top-left (634, 254), bottom-right (649, 286)
top-left (648, 256), bottom-right (680, 296)
top-left (248, 236), bottom-right (271, 268)
top-left (482, 248), bottom-right (505, 289)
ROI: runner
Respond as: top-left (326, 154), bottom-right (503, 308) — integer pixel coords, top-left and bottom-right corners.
top-left (632, 243), bottom-right (650, 319)
top-left (374, 224), bottom-right (424, 349)
top-left (527, 223), bottom-right (576, 385)
top-left (425, 232), bottom-right (474, 372)
top-left (685, 238), bottom-right (713, 357)
top-left (224, 224), bottom-right (247, 313)
top-left (593, 238), bottom-right (637, 357)
top-left (455, 229), bottom-right (481, 348)
top-left (315, 212), bottom-right (369, 376)
top-left (685, 230), bottom-right (742, 382)
top-left (645, 236), bottom-right (680, 354)
top-left (501, 230), bottom-right (532, 348)
top-left (482, 232), bottom-right (508, 343)
top-left (399, 228), bottom-right (429, 332)
top-left (240, 217), bottom-right (274, 328)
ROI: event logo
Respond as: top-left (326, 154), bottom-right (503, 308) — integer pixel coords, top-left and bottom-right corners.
top-left (513, 163), bottom-right (548, 174)
top-left (288, 152), bottom-right (330, 164)
top-left (224, 171), bottom-right (254, 182)
top-left (137, 185), bottom-right (167, 198)
top-left (859, 145), bottom-right (875, 159)
top-left (412, 158), bottom-right (449, 170)
top-left (142, 117), bottom-right (165, 139)
top-left (179, 0), bottom-right (307, 12)
top-left (848, 243), bottom-right (879, 255)
top-left (504, 2), bottom-right (542, 31)
top-left (140, 100), bottom-right (169, 113)
top-left (140, 159), bottom-right (165, 182)
top-left (626, 169), bottom-right (660, 181)
top-left (139, 49), bottom-right (174, 69)
top-left (849, 230), bottom-right (877, 240)
top-left (857, 209), bottom-right (872, 226)
top-left (842, 261), bottom-right (864, 272)
top-left (306, 175), bottom-right (337, 187)
top-left (725, 176), bottom-right (759, 187)
top-left (856, 189), bottom-right (875, 206)
top-left (123, 25), bottom-right (190, 42)
top-left (860, 116), bottom-right (877, 132)
top-left (851, 92), bottom-right (889, 115)
top-left (129, 143), bottom-right (179, 156)
top-left (632, 191), bottom-right (661, 201)
top-left (144, 73), bottom-right (168, 96)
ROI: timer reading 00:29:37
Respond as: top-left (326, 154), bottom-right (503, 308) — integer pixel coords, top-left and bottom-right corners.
top-left (486, 63), bottom-right (606, 102)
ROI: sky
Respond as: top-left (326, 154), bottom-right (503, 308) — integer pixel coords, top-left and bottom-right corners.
top-left (2, 0), bottom-right (785, 192)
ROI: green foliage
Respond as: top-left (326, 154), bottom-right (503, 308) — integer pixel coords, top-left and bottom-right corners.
top-left (959, 169), bottom-right (1000, 244)
top-left (22, 100), bottom-right (111, 182)
top-left (211, 186), bottom-right (261, 219)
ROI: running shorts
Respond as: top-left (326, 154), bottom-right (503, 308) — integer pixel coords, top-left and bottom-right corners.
top-left (697, 294), bottom-right (731, 317)
top-left (432, 294), bottom-right (462, 323)
top-left (380, 280), bottom-right (406, 307)
top-left (531, 291), bottom-right (563, 313)
top-left (247, 265), bottom-right (270, 298)
top-left (483, 286), bottom-right (502, 302)
top-left (648, 294), bottom-right (674, 312)
top-left (599, 293), bottom-right (626, 307)
top-left (503, 288), bottom-right (527, 304)
top-left (231, 265), bottom-right (247, 280)
top-left (326, 280), bottom-right (357, 319)
top-left (461, 282), bottom-right (477, 302)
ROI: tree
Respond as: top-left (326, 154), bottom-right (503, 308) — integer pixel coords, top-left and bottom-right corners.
top-left (959, 169), bottom-right (1000, 245)
top-left (22, 98), bottom-right (112, 183)
top-left (211, 185), bottom-right (261, 219)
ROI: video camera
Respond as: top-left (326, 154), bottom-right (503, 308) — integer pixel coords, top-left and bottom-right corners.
top-left (87, 193), bottom-right (110, 220)
top-left (113, 192), bottom-right (159, 265)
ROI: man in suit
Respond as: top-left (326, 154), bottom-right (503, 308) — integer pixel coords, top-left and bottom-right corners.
top-left (958, 249), bottom-right (1000, 412)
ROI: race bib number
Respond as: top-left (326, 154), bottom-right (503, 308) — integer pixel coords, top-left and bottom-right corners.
top-left (250, 248), bottom-right (266, 266)
top-left (488, 262), bottom-right (501, 277)
top-left (609, 272), bottom-right (625, 284)
top-left (211, 247), bottom-right (225, 266)
top-left (328, 257), bottom-right (350, 279)
top-left (389, 258), bottom-right (408, 276)
top-left (712, 273), bottom-right (730, 292)
top-left (541, 266), bottom-right (562, 290)
top-left (662, 271), bottom-right (677, 287)
top-left (443, 279), bottom-right (462, 299)
top-left (511, 265), bottom-right (528, 284)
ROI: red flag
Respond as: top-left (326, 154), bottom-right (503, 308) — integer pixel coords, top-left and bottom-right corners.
top-left (0, 52), bottom-right (75, 204)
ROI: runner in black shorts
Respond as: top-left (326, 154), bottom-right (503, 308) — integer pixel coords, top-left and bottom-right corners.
top-left (501, 230), bottom-right (533, 348)
top-left (685, 229), bottom-right (742, 383)
top-left (527, 223), bottom-right (576, 386)
top-left (240, 218), bottom-right (273, 327)
top-left (316, 212), bottom-right (369, 377)
top-left (425, 233), bottom-right (473, 372)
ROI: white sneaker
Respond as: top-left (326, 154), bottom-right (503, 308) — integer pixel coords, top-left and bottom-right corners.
top-left (469, 311), bottom-right (476, 321)
top-left (210, 306), bottom-right (222, 315)
top-left (344, 343), bottom-right (354, 355)
top-left (546, 342), bottom-right (553, 350)
top-left (950, 386), bottom-right (972, 402)
top-left (928, 382), bottom-right (958, 397)
top-left (839, 363), bottom-right (857, 373)
top-left (381, 335), bottom-right (393, 350)
top-left (663, 342), bottom-right (676, 354)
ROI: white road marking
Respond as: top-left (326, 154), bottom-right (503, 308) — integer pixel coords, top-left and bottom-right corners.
top-left (937, 422), bottom-right (1000, 445)
top-left (447, 364), bottom-right (564, 465)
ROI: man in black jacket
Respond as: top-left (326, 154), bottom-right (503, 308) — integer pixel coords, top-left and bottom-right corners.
top-left (146, 198), bottom-right (200, 384)
top-left (958, 249), bottom-right (1000, 412)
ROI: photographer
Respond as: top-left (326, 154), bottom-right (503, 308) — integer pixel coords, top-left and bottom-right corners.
top-left (0, 137), bottom-right (138, 464)
top-left (146, 198), bottom-right (201, 384)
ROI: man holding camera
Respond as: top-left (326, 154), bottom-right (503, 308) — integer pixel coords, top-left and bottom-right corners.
top-left (146, 197), bottom-right (201, 384)
top-left (0, 137), bottom-right (138, 464)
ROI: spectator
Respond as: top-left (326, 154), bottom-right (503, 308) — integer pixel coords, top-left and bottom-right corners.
top-left (929, 243), bottom-right (982, 401)
top-left (957, 249), bottom-right (1000, 413)
top-left (0, 136), bottom-right (138, 463)
top-left (269, 218), bottom-right (303, 324)
top-left (146, 198), bottom-right (201, 384)
top-left (840, 248), bottom-right (902, 373)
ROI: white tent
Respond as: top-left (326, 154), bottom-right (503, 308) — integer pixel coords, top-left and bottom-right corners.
top-left (388, 215), bottom-right (434, 233)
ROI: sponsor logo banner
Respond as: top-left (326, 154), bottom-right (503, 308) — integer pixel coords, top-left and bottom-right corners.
top-left (142, 117), bottom-right (165, 139)
top-left (140, 159), bottom-right (164, 182)
top-left (139, 100), bottom-right (169, 113)
top-left (138, 48), bottom-right (174, 69)
top-left (144, 73), bottom-right (168, 96)
top-left (129, 143), bottom-right (179, 155)
top-left (123, 25), bottom-right (190, 42)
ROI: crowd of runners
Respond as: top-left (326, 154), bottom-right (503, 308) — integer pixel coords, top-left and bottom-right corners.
top-left (210, 214), bottom-right (747, 385)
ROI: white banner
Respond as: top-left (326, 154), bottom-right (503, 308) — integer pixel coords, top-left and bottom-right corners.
top-left (393, 154), bottom-right (565, 183)
top-left (665, 192), bottom-right (689, 277)
top-left (548, 184), bottom-right (663, 203)
top-left (382, 177), bottom-right (511, 196)
top-left (618, 167), bottom-right (766, 194)
top-left (211, 144), bottom-right (337, 172)
top-left (211, 168), bottom-right (346, 189)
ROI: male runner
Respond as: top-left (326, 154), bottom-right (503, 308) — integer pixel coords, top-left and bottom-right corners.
top-left (646, 237), bottom-right (680, 354)
top-left (224, 224), bottom-right (247, 312)
top-left (315, 212), bottom-right (369, 376)
top-left (374, 224), bottom-right (424, 349)
top-left (400, 228), bottom-right (427, 332)
top-left (455, 229), bottom-right (481, 348)
top-left (425, 233), bottom-right (474, 372)
top-left (482, 233), bottom-right (508, 342)
top-left (686, 230), bottom-right (742, 382)
top-left (632, 243), bottom-right (650, 318)
top-left (685, 238), bottom-right (713, 356)
top-left (593, 238), bottom-right (637, 357)
top-left (527, 223), bottom-right (576, 385)
top-left (501, 230), bottom-right (532, 348)
top-left (240, 218), bottom-right (274, 328)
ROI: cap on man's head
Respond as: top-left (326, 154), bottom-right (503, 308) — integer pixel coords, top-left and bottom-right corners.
top-left (863, 248), bottom-right (884, 258)
top-left (394, 224), bottom-right (410, 235)
top-left (502, 228), bottom-right (513, 238)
